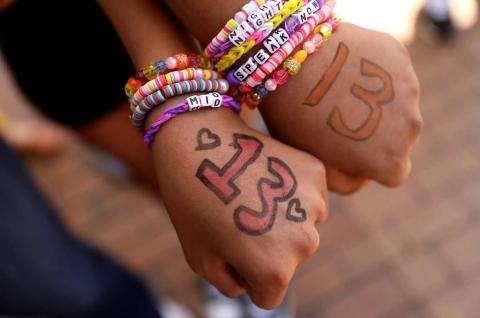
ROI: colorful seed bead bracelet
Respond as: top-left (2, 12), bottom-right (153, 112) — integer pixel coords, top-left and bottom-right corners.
top-left (204, 0), bottom-right (267, 58)
top-left (125, 52), bottom-right (208, 97)
top-left (215, 0), bottom-right (305, 72)
top-left (241, 15), bottom-right (339, 108)
top-left (130, 68), bottom-right (221, 108)
top-left (144, 93), bottom-right (241, 147)
top-left (131, 79), bottom-right (229, 128)
top-left (228, 0), bottom-right (325, 85)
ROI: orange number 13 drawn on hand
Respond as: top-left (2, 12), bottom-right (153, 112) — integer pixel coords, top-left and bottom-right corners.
top-left (304, 42), bottom-right (395, 141)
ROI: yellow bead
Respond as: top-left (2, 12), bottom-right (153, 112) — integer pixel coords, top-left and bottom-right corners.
top-left (315, 24), bottom-right (332, 40)
top-left (142, 64), bottom-right (158, 81)
top-left (293, 50), bottom-right (308, 64)
top-left (283, 57), bottom-right (301, 76)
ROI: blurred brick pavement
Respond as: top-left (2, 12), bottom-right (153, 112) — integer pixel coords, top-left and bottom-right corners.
top-left (2, 22), bottom-right (479, 318)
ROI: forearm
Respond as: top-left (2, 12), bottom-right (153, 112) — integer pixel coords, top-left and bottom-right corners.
top-left (97, 0), bottom-right (195, 67)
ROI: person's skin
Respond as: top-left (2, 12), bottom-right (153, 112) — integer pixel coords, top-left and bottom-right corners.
top-left (163, 0), bottom-right (423, 192)
top-left (99, 0), bottom-right (329, 309)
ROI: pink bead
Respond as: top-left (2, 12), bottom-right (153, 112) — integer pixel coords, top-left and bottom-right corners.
top-left (265, 79), bottom-right (278, 92)
top-left (303, 41), bottom-right (316, 54)
top-left (272, 69), bottom-right (289, 86)
top-left (310, 33), bottom-right (324, 49)
top-left (235, 11), bottom-right (248, 23)
top-left (165, 57), bottom-right (177, 70)
top-left (196, 69), bottom-right (205, 79)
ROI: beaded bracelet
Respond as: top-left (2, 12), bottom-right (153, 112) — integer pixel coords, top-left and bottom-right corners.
top-left (240, 15), bottom-right (339, 108)
top-left (230, 0), bottom-right (324, 83)
top-left (144, 93), bottom-right (241, 147)
top-left (130, 68), bottom-right (221, 107)
top-left (211, 0), bottom-right (286, 63)
top-left (244, 1), bottom-right (334, 88)
top-left (204, 0), bottom-right (266, 58)
top-left (131, 79), bottom-right (229, 128)
top-left (215, 0), bottom-right (305, 72)
top-left (125, 52), bottom-right (209, 97)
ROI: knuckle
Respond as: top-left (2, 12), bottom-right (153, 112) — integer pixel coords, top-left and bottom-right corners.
top-left (267, 269), bottom-right (291, 290)
top-left (219, 286), bottom-right (244, 299)
top-left (409, 114), bottom-right (424, 138)
top-left (300, 227), bottom-right (321, 257)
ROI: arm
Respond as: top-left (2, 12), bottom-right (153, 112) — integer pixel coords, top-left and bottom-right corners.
top-left (162, 0), bottom-right (423, 190)
top-left (98, 0), bottom-right (329, 309)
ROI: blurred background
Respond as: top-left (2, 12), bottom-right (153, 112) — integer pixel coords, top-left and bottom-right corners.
top-left (0, 0), bottom-right (478, 317)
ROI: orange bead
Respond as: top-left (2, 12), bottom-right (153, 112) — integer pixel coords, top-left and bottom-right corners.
top-left (174, 53), bottom-right (189, 70)
top-left (293, 50), bottom-right (308, 64)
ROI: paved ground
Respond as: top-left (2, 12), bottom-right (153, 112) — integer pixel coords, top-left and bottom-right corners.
top-left (1, 20), bottom-right (479, 318)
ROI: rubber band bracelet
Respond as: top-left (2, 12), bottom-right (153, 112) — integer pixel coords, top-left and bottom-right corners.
top-left (130, 68), bottom-right (221, 107)
top-left (144, 93), bottom-right (241, 147)
top-left (204, 0), bottom-right (266, 58)
top-left (125, 52), bottom-right (209, 97)
top-left (241, 15), bottom-right (340, 108)
top-left (228, 0), bottom-right (325, 84)
top-left (131, 79), bottom-right (229, 128)
top-left (215, 0), bottom-right (305, 72)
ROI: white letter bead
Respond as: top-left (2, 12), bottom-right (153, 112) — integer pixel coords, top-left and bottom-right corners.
top-left (248, 12), bottom-right (265, 29)
top-left (268, 0), bottom-right (283, 14)
top-left (239, 21), bottom-right (254, 38)
top-left (264, 36), bottom-right (281, 54)
top-left (210, 92), bottom-right (223, 108)
top-left (272, 28), bottom-right (289, 45)
top-left (292, 8), bottom-right (309, 25)
top-left (307, 0), bottom-right (321, 12)
top-left (242, 57), bottom-right (258, 75)
top-left (254, 49), bottom-right (270, 65)
top-left (200, 94), bottom-right (215, 107)
top-left (187, 95), bottom-right (202, 111)
top-left (259, 4), bottom-right (274, 20)
top-left (233, 68), bottom-right (249, 82)
top-left (228, 29), bottom-right (246, 47)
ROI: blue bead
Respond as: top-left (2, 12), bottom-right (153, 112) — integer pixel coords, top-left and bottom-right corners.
top-left (154, 60), bottom-right (167, 73)
top-left (256, 85), bottom-right (269, 98)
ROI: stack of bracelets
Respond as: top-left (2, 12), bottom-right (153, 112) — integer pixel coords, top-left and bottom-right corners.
top-left (124, 0), bottom-right (340, 147)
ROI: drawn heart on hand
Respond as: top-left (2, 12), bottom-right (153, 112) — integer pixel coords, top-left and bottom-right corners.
top-left (286, 198), bottom-right (307, 223)
top-left (195, 128), bottom-right (221, 151)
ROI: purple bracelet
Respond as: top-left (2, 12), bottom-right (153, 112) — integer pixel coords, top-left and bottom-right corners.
top-left (144, 94), bottom-right (241, 147)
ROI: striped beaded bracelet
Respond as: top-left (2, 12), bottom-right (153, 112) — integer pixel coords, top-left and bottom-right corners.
top-left (144, 93), bottom-right (241, 147)
top-left (125, 52), bottom-right (209, 97)
top-left (215, 0), bottom-right (304, 72)
top-left (131, 78), bottom-right (229, 128)
top-left (204, 0), bottom-right (266, 58)
top-left (130, 68), bottom-right (221, 107)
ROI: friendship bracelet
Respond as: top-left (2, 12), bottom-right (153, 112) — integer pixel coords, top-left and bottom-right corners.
top-left (130, 68), bottom-right (221, 107)
top-left (244, 1), bottom-right (334, 88)
top-left (211, 0), bottom-right (286, 63)
top-left (131, 79), bottom-right (229, 128)
top-left (204, 0), bottom-right (266, 58)
top-left (241, 15), bottom-right (340, 108)
top-left (125, 52), bottom-right (208, 97)
top-left (229, 0), bottom-right (324, 84)
top-left (144, 93), bottom-right (241, 147)
top-left (215, 0), bottom-right (305, 72)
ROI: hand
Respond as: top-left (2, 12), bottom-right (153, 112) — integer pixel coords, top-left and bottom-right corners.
top-left (149, 107), bottom-right (328, 309)
top-left (260, 23), bottom-right (422, 190)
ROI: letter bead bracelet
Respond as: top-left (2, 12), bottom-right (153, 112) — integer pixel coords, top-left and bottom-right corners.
top-left (144, 93), bottom-right (240, 147)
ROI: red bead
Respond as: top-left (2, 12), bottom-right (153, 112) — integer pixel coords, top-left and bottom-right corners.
top-left (227, 86), bottom-right (239, 98)
top-left (272, 68), bottom-right (289, 86)
top-left (187, 53), bottom-right (201, 68)
top-left (174, 53), bottom-right (189, 70)
top-left (239, 83), bottom-right (252, 94)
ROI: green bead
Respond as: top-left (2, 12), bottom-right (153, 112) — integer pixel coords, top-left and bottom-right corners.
top-left (283, 57), bottom-right (301, 76)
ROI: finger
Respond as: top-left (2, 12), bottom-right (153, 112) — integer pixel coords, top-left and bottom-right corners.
top-left (203, 262), bottom-right (246, 298)
top-left (325, 166), bottom-right (370, 195)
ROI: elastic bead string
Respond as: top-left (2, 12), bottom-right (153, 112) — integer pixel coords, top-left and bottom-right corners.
top-left (144, 94), bottom-right (241, 147)
top-left (131, 79), bottom-right (228, 128)
top-left (215, 0), bottom-right (305, 72)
